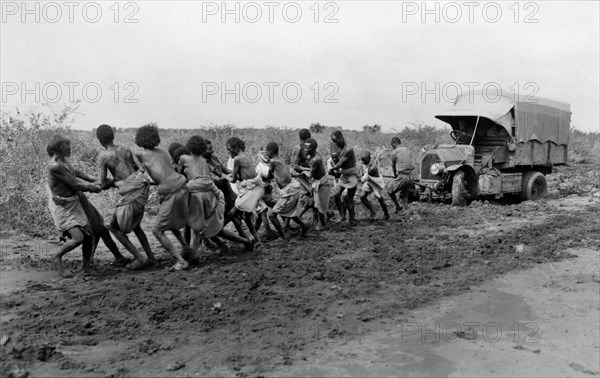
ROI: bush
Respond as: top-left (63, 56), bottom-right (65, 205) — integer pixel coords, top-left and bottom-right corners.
top-left (362, 124), bottom-right (382, 133)
top-left (569, 128), bottom-right (600, 164)
top-left (0, 104), bottom-right (472, 237)
top-left (1, 102), bottom-right (85, 237)
top-left (309, 122), bottom-right (325, 134)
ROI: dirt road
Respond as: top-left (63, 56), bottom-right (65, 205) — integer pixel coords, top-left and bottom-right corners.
top-left (1, 174), bottom-right (599, 377)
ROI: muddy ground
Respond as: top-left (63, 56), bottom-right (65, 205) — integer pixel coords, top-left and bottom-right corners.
top-left (1, 165), bottom-right (599, 377)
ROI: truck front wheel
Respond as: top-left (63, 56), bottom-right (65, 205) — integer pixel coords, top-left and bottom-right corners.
top-left (452, 170), bottom-right (468, 206)
top-left (520, 171), bottom-right (547, 201)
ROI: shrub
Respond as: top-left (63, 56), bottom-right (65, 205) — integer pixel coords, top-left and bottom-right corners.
top-left (362, 124), bottom-right (382, 133)
top-left (309, 122), bottom-right (325, 134)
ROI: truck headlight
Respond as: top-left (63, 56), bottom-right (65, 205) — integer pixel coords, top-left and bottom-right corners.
top-left (430, 163), bottom-right (445, 176)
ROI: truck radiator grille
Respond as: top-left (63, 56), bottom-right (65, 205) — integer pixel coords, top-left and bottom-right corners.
top-left (421, 154), bottom-right (441, 181)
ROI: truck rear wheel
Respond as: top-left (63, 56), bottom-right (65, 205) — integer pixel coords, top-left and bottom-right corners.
top-left (520, 171), bottom-right (547, 201)
top-left (452, 170), bottom-right (468, 206)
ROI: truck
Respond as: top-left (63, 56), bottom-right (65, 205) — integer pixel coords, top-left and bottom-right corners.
top-left (418, 90), bottom-right (571, 205)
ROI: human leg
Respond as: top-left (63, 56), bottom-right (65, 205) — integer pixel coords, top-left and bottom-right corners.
top-left (133, 225), bottom-right (156, 264)
top-left (52, 227), bottom-right (84, 276)
top-left (108, 217), bottom-right (147, 268)
top-left (345, 187), bottom-right (357, 225)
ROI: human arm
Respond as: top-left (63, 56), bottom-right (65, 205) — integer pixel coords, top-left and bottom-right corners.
top-left (290, 147), bottom-right (310, 173)
top-left (221, 164), bottom-right (232, 175)
top-left (131, 150), bottom-right (146, 173)
top-left (51, 165), bottom-right (100, 193)
top-left (98, 154), bottom-right (116, 190)
top-left (331, 148), bottom-right (351, 171)
top-left (391, 153), bottom-right (398, 177)
top-left (266, 161), bottom-right (275, 181)
top-left (360, 164), bottom-right (369, 183)
top-left (228, 158), bottom-right (239, 183)
top-left (74, 167), bottom-right (98, 183)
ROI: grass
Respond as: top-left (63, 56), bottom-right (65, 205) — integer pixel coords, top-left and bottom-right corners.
top-left (1, 104), bottom-right (597, 238)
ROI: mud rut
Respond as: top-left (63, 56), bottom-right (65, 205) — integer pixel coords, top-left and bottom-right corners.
top-left (1, 189), bottom-right (599, 376)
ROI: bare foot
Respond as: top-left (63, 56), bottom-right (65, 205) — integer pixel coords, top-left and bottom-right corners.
top-left (383, 213), bottom-right (390, 220)
top-left (369, 211), bottom-right (377, 219)
top-left (82, 258), bottom-right (92, 272)
top-left (263, 231), bottom-right (279, 241)
top-left (244, 237), bottom-right (255, 251)
top-left (169, 261), bottom-right (189, 271)
top-left (111, 256), bottom-right (132, 267)
top-left (181, 246), bottom-right (194, 261)
top-left (146, 256), bottom-right (158, 267)
top-left (395, 206), bottom-right (403, 213)
top-left (126, 256), bottom-right (148, 270)
top-left (300, 225), bottom-right (308, 237)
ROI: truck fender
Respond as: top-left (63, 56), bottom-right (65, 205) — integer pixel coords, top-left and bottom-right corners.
top-left (447, 165), bottom-right (478, 194)
top-left (446, 164), bottom-right (462, 172)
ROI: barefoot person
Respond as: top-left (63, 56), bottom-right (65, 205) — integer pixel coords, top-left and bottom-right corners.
top-left (179, 136), bottom-right (252, 259)
top-left (172, 146), bottom-right (193, 245)
top-left (226, 137), bottom-right (263, 244)
top-left (46, 134), bottom-right (102, 276)
top-left (328, 130), bottom-right (358, 225)
top-left (304, 138), bottom-right (331, 230)
top-left (359, 150), bottom-right (390, 220)
top-left (386, 137), bottom-right (414, 212)
top-left (134, 124), bottom-right (191, 271)
top-left (290, 128), bottom-right (313, 220)
top-left (96, 124), bottom-right (156, 269)
top-left (326, 148), bottom-right (346, 222)
top-left (254, 146), bottom-right (278, 239)
top-left (204, 139), bottom-right (249, 246)
top-left (265, 142), bottom-right (308, 240)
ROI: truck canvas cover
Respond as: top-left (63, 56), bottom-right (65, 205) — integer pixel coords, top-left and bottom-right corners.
top-left (435, 90), bottom-right (570, 146)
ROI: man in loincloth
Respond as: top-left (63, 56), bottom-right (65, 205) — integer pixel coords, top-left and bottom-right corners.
top-left (171, 146), bottom-right (193, 244)
top-left (326, 148), bottom-right (346, 222)
top-left (96, 124), bottom-right (156, 269)
top-left (202, 139), bottom-right (250, 246)
top-left (289, 128), bottom-right (313, 220)
top-left (254, 146), bottom-right (278, 239)
top-left (46, 134), bottom-right (105, 276)
top-left (386, 137), bottom-right (414, 212)
top-left (134, 124), bottom-right (191, 271)
top-left (178, 136), bottom-right (253, 260)
top-left (304, 138), bottom-right (331, 231)
top-left (328, 130), bottom-right (358, 225)
top-left (225, 136), bottom-right (263, 245)
top-left (265, 142), bottom-right (308, 240)
top-left (359, 150), bottom-right (390, 220)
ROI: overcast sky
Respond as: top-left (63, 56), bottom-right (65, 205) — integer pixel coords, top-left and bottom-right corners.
top-left (1, 1), bottom-right (598, 132)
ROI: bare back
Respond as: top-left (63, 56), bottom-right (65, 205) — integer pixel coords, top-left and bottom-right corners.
top-left (180, 155), bottom-right (211, 181)
top-left (48, 158), bottom-right (97, 197)
top-left (269, 157), bottom-right (292, 188)
top-left (309, 153), bottom-right (327, 180)
top-left (339, 146), bottom-right (357, 170)
top-left (233, 152), bottom-right (257, 182)
top-left (100, 146), bottom-right (138, 182)
top-left (137, 148), bottom-right (177, 184)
